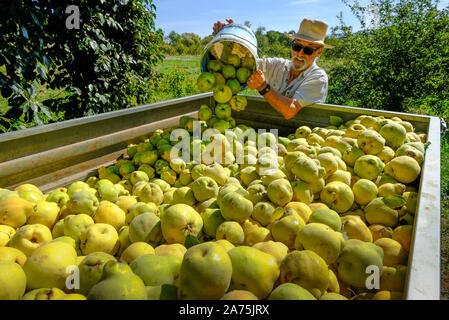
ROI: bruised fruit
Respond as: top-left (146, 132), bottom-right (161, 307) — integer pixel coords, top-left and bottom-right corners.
top-left (341, 215), bottom-right (373, 242)
top-left (119, 242), bottom-right (155, 264)
top-left (215, 221), bottom-right (244, 246)
top-left (269, 283), bottom-right (316, 300)
top-left (374, 238), bottom-right (408, 266)
top-left (365, 198), bottom-right (399, 228)
top-left (178, 242), bottom-right (232, 300)
top-left (88, 261), bottom-right (147, 300)
top-left (0, 261), bottom-right (27, 300)
top-left (352, 179), bottom-right (378, 205)
top-left (369, 224), bottom-right (393, 241)
top-left (384, 156), bottom-right (421, 184)
top-left (252, 241), bottom-right (288, 266)
top-left (161, 204), bottom-right (203, 244)
top-left (295, 223), bottom-right (343, 264)
top-left (23, 241), bottom-right (77, 290)
top-left (357, 130), bottom-right (385, 155)
top-left (271, 214), bottom-right (305, 249)
top-left (267, 179), bottom-right (293, 207)
top-left (309, 207), bottom-right (342, 232)
top-left (337, 239), bottom-right (383, 288)
top-left (219, 191), bottom-right (253, 223)
top-left (354, 155), bottom-right (384, 181)
top-left (0, 197), bottom-right (34, 228)
top-left (130, 254), bottom-right (181, 287)
top-left (220, 290), bottom-right (258, 300)
top-left (280, 250), bottom-right (329, 298)
top-left (320, 181), bottom-right (354, 213)
top-left (228, 246), bottom-right (280, 299)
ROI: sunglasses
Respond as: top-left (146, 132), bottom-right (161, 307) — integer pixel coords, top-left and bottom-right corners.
top-left (291, 43), bottom-right (319, 55)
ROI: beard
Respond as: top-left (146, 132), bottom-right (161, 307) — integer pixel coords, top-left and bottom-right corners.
top-left (291, 56), bottom-right (308, 72)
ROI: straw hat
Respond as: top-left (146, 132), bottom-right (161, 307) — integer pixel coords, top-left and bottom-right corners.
top-left (285, 18), bottom-right (334, 49)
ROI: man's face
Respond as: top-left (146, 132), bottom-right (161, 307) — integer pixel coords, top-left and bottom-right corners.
top-left (291, 40), bottom-right (324, 73)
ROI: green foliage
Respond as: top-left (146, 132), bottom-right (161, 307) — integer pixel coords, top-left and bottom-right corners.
top-left (0, 0), bottom-right (164, 132)
top-left (161, 32), bottom-right (213, 56)
top-left (149, 69), bottom-right (198, 102)
top-left (161, 26), bottom-right (295, 59)
top-left (326, 0), bottom-right (449, 124)
top-left (256, 28), bottom-right (293, 59)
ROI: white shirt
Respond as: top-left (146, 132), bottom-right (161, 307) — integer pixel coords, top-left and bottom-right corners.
top-left (256, 57), bottom-right (328, 107)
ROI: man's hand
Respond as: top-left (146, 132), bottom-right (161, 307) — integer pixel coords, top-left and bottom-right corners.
top-left (212, 19), bottom-right (235, 36)
top-left (247, 70), bottom-right (267, 91)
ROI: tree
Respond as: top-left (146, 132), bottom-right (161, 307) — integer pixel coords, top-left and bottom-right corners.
top-left (327, 0), bottom-right (449, 120)
top-left (0, 0), bottom-right (164, 132)
top-left (255, 26), bottom-right (267, 56)
top-left (167, 30), bottom-right (181, 45)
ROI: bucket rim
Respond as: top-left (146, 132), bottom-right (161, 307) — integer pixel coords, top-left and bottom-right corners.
top-left (217, 23), bottom-right (257, 43)
top-left (200, 37), bottom-right (259, 72)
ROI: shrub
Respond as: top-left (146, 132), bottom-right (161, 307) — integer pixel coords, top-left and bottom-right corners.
top-left (326, 0), bottom-right (449, 119)
top-left (0, 0), bottom-right (164, 132)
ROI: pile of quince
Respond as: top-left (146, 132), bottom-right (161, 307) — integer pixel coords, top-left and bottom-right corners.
top-left (196, 52), bottom-right (256, 133)
top-left (0, 112), bottom-right (427, 300)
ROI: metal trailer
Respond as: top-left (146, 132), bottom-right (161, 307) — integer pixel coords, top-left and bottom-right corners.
top-left (0, 93), bottom-right (441, 299)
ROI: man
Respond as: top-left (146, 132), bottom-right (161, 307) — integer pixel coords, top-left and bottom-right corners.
top-left (212, 18), bottom-right (334, 120)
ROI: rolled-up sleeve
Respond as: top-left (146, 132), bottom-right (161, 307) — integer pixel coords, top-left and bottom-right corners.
top-left (293, 72), bottom-right (328, 107)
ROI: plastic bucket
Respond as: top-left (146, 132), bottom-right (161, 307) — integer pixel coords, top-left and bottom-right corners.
top-left (200, 24), bottom-right (258, 89)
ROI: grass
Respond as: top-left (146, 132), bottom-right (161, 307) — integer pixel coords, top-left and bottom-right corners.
top-left (155, 55), bottom-right (201, 74)
top-left (0, 63), bottom-right (68, 116)
top-left (150, 55), bottom-right (259, 103)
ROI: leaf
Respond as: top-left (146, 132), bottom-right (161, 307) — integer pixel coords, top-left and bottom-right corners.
top-left (22, 102), bottom-right (30, 114)
top-left (21, 26), bottom-right (29, 39)
top-left (184, 235), bottom-right (200, 249)
top-left (90, 40), bottom-right (99, 51)
top-left (39, 104), bottom-right (53, 119)
top-left (70, 87), bottom-right (82, 95)
top-left (383, 195), bottom-right (406, 209)
top-left (330, 116), bottom-right (344, 127)
top-left (30, 12), bottom-right (43, 29)
top-left (424, 141), bottom-right (431, 150)
top-left (159, 284), bottom-right (178, 300)
top-left (33, 113), bottom-right (43, 126)
top-left (30, 102), bottom-right (38, 114)
top-left (42, 56), bottom-right (50, 69)
top-left (26, 85), bottom-right (36, 99)
top-left (36, 64), bottom-right (47, 80)
top-left (10, 82), bottom-right (23, 94)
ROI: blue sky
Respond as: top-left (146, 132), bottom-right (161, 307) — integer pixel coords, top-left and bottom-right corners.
top-left (153, 0), bottom-right (449, 38)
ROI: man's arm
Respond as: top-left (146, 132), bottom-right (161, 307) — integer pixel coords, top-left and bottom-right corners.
top-left (262, 88), bottom-right (302, 120)
top-left (247, 70), bottom-right (302, 120)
